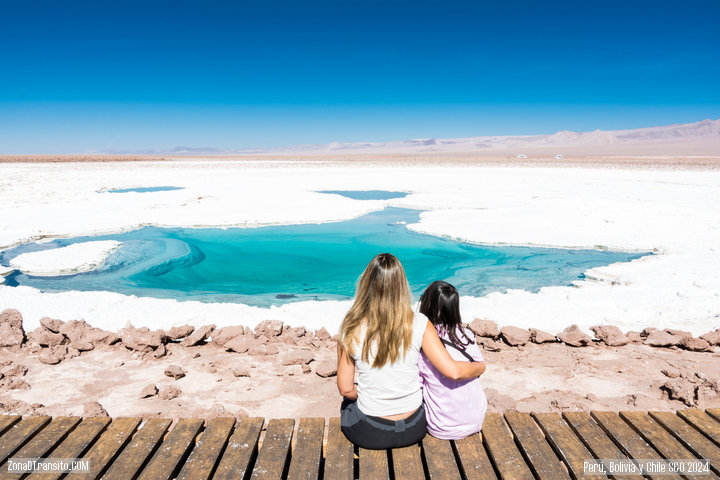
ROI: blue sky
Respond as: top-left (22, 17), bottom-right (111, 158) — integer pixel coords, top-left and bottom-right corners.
top-left (1, 0), bottom-right (718, 153)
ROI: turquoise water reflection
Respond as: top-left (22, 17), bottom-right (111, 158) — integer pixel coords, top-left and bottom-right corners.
top-left (1, 207), bottom-right (647, 307)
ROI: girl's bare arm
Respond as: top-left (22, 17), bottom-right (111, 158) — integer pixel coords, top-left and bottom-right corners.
top-left (421, 321), bottom-right (486, 380)
top-left (336, 341), bottom-right (358, 399)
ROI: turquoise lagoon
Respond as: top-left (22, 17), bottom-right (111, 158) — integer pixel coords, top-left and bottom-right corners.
top-left (1, 199), bottom-right (648, 308)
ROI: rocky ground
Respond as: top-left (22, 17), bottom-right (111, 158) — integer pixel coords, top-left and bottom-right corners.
top-left (1, 309), bottom-right (719, 420)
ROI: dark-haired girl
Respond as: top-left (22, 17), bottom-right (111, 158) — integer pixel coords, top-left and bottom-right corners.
top-left (418, 281), bottom-right (487, 439)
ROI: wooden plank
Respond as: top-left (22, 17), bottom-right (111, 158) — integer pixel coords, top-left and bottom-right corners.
top-left (650, 411), bottom-right (720, 474)
top-left (591, 411), bottom-right (683, 480)
top-left (26, 416), bottom-right (110, 480)
top-left (64, 417), bottom-right (141, 480)
top-left (287, 418), bottom-right (324, 480)
top-left (1, 417), bottom-right (81, 480)
top-left (708, 409), bottom-right (720, 423)
top-left (453, 433), bottom-right (498, 480)
top-left (358, 448), bottom-right (389, 480)
top-left (422, 435), bottom-right (461, 479)
top-left (176, 416), bottom-right (235, 480)
top-left (621, 411), bottom-right (713, 480)
top-left (0, 416), bottom-right (21, 437)
top-left (391, 443), bottom-right (424, 479)
top-left (480, 413), bottom-right (533, 480)
top-left (323, 417), bottom-right (353, 480)
top-left (562, 412), bottom-right (626, 462)
top-left (533, 412), bottom-right (607, 480)
top-left (136, 418), bottom-right (204, 480)
top-left (504, 411), bottom-right (570, 479)
top-left (0, 416), bottom-right (51, 464)
top-left (679, 409), bottom-right (720, 446)
top-left (213, 417), bottom-right (264, 480)
top-left (251, 418), bottom-right (294, 479)
top-left (101, 418), bottom-right (172, 480)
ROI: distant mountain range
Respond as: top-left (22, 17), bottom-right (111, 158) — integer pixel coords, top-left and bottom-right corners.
top-left (104, 119), bottom-right (720, 156)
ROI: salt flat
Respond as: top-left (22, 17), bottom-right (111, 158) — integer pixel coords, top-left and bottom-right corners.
top-left (1, 158), bottom-right (719, 335)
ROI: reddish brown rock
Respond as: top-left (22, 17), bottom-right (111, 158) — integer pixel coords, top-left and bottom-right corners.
top-left (590, 325), bottom-right (629, 346)
top-left (557, 325), bottom-right (592, 347)
top-left (164, 364), bottom-right (187, 380)
top-left (314, 327), bottom-right (331, 341)
top-left (140, 384), bottom-right (158, 398)
top-left (644, 330), bottom-right (682, 347)
top-left (477, 337), bottom-right (503, 351)
top-left (0, 363), bottom-right (27, 377)
top-left (0, 309), bottom-right (25, 347)
top-left (225, 336), bottom-right (254, 354)
top-left (38, 350), bottom-right (62, 365)
top-left (661, 368), bottom-right (681, 378)
top-left (529, 328), bottom-right (557, 344)
top-left (248, 344), bottom-right (279, 356)
top-left (468, 319), bottom-right (500, 338)
top-left (625, 331), bottom-right (643, 343)
top-left (166, 325), bottom-right (195, 340)
top-left (500, 326), bottom-right (531, 346)
top-left (0, 377), bottom-right (30, 391)
top-left (28, 327), bottom-right (67, 347)
top-left (152, 344), bottom-right (167, 359)
top-left (315, 360), bottom-right (337, 378)
top-left (180, 324), bottom-right (215, 347)
top-left (83, 401), bottom-right (109, 417)
top-left (281, 349), bottom-right (315, 365)
top-left (120, 327), bottom-right (166, 352)
top-left (231, 366), bottom-right (250, 377)
top-left (58, 320), bottom-right (117, 351)
top-left (211, 326), bottom-right (246, 347)
top-left (39, 317), bottom-right (64, 333)
top-left (254, 320), bottom-right (283, 338)
top-left (700, 329), bottom-right (720, 346)
top-left (661, 379), bottom-right (697, 407)
top-left (302, 364), bottom-right (312, 374)
top-left (280, 326), bottom-right (307, 343)
top-left (679, 336), bottom-right (712, 352)
top-left (159, 386), bottom-right (182, 400)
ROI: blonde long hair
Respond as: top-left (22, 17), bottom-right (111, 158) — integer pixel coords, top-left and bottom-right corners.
top-left (339, 253), bottom-right (415, 368)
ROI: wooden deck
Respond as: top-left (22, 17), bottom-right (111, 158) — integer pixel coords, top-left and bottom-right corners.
top-left (0, 409), bottom-right (718, 479)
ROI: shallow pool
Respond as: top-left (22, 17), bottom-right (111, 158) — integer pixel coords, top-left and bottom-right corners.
top-left (1, 206), bottom-right (648, 307)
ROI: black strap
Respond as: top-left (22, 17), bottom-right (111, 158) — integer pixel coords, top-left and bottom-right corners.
top-left (440, 338), bottom-right (476, 362)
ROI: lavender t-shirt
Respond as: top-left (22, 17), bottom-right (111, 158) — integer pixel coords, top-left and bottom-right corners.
top-left (418, 326), bottom-right (487, 439)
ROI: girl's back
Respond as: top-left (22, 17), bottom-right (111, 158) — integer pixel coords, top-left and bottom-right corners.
top-left (419, 325), bottom-right (487, 439)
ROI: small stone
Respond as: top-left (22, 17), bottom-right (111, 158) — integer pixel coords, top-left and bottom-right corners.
top-left (180, 324), bottom-right (215, 347)
top-left (120, 327), bottom-right (166, 352)
top-left (159, 386), bottom-right (182, 400)
top-left (39, 316), bottom-right (64, 333)
top-left (83, 401), bottom-right (109, 417)
top-left (211, 326), bottom-right (246, 347)
top-left (700, 329), bottom-right (720, 346)
top-left (0, 363), bottom-right (28, 377)
top-left (645, 330), bottom-right (682, 347)
top-left (315, 360), bottom-right (337, 378)
top-left (254, 320), bottom-right (283, 337)
top-left (661, 368), bottom-right (681, 378)
top-left (302, 364), bottom-right (311, 374)
top-left (661, 379), bottom-right (697, 407)
top-left (225, 336), bottom-right (253, 353)
top-left (590, 325), bottom-right (628, 346)
top-left (557, 325), bottom-right (592, 347)
top-left (281, 349), bottom-right (315, 365)
top-left (477, 337), bottom-right (503, 351)
top-left (248, 344), bottom-right (279, 356)
top-left (679, 336), bottom-right (712, 352)
top-left (28, 327), bottom-right (67, 347)
top-left (625, 331), bottom-right (643, 343)
top-left (468, 319), bottom-right (500, 338)
top-left (166, 325), bottom-right (195, 340)
top-left (314, 327), bottom-right (331, 341)
top-left (140, 384), bottom-right (158, 398)
top-left (152, 343), bottom-right (167, 359)
top-left (529, 328), bottom-right (557, 344)
top-left (231, 366), bottom-right (250, 377)
top-left (164, 364), bottom-right (187, 380)
top-left (0, 309), bottom-right (25, 347)
top-left (500, 326), bottom-right (531, 346)
top-left (0, 377), bottom-right (30, 390)
top-left (38, 351), bottom-right (62, 365)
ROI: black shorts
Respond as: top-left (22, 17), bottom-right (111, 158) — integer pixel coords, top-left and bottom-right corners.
top-left (340, 397), bottom-right (427, 450)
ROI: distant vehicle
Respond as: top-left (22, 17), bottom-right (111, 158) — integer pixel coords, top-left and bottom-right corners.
top-left (516, 154), bottom-right (528, 159)
top-left (554, 154), bottom-right (563, 159)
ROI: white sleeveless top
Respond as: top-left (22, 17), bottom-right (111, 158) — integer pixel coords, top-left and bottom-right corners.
top-left (350, 312), bottom-right (428, 416)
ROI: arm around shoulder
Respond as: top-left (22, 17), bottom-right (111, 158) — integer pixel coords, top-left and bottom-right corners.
top-left (421, 321), bottom-right (486, 381)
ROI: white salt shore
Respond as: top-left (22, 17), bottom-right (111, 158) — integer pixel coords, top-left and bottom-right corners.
top-left (0, 159), bottom-right (719, 336)
top-left (9, 240), bottom-right (122, 276)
